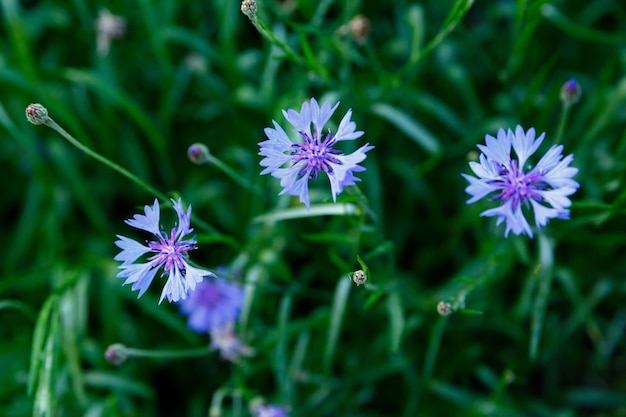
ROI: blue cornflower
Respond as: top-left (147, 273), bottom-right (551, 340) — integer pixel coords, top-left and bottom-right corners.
top-left (114, 198), bottom-right (215, 303)
top-left (209, 322), bottom-right (254, 362)
top-left (462, 126), bottom-right (579, 237)
top-left (252, 404), bottom-right (290, 417)
top-left (259, 98), bottom-right (374, 208)
top-left (178, 277), bottom-right (244, 333)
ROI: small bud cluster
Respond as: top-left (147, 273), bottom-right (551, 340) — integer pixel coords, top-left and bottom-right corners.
top-left (336, 15), bottom-right (371, 44)
top-left (560, 78), bottom-right (581, 107)
top-left (436, 301), bottom-right (453, 316)
top-left (187, 143), bottom-right (211, 165)
top-left (104, 343), bottom-right (129, 365)
top-left (25, 103), bottom-right (49, 125)
top-left (351, 270), bottom-right (367, 286)
top-left (241, 0), bottom-right (257, 20)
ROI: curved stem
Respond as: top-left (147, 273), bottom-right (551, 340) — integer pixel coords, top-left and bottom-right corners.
top-left (44, 118), bottom-right (169, 202)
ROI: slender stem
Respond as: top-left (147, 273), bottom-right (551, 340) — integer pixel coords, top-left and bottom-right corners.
top-left (414, 316), bottom-right (449, 409)
top-left (252, 17), bottom-right (304, 65)
top-left (44, 118), bottom-right (169, 202)
top-left (553, 104), bottom-right (571, 145)
top-left (205, 153), bottom-right (262, 196)
top-left (122, 345), bottom-right (212, 360)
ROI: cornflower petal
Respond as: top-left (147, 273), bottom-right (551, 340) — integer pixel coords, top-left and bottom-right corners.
top-left (259, 98), bottom-right (373, 208)
top-left (463, 125), bottom-right (579, 237)
top-left (462, 173), bottom-right (499, 204)
top-left (283, 101), bottom-right (312, 137)
top-left (114, 235), bottom-right (151, 265)
top-left (334, 109), bottom-right (364, 142)
top-left (512, 126), bottom-right (544, 168)
top-left (116, 262), bottom-right (160, 297)
top-left (125, 199), bottom-right (161, 235)
top-left (310, 98), bottom-right (339, 136)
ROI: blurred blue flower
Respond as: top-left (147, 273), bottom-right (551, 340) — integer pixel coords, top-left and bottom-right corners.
top-left (259, 98), bottom-right (374, 208)
top-left (252, 404), bottom-right (290, 417)
top-left (114, 198), bottom-right (215, 303)
top-left (210, 322), bottom-right (254, 362)
top-left (462, 126), bottom-right (579, 237)
top-left (178, 277), bottom-right (244, 333)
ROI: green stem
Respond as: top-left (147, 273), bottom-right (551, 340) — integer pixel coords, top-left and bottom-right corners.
top-left (553, 104), bottom-right (571, 145)
top-left (252, 17), bottom-right (304, 66)
top-left (121, 345), bottom-right (212, 360)
top-left (44, 118), bottom-right (168, 202)
top-left (205, 153), bottom-right (262, 196)
top-left (415, 316), bottom-right (448, 409)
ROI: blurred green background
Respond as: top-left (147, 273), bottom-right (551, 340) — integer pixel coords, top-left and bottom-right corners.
top-left (2, 0), bottom-right (626, 416)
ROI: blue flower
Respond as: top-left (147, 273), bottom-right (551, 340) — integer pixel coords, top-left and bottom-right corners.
top-left (114, 198), bottom-right (214, 303)
top-left (462, 126), bottom-right (579, 237)
top-left (209, 322), bottom-right (254, 362)
top-left (259, 98), bottom-right (374, 208)
top-left (178, 277), bottom-right (244, 333)
top-left (252, 404), bottom-right (290, 417)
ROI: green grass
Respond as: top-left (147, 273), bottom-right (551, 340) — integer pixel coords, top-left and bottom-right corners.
top-left (2, 0), bottom-right (626, 416)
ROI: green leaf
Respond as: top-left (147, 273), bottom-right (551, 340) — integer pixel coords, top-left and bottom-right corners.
top-left (386, 289), bottom-right (405, 353)
top-left (529, 234), bottom-right (555, 360)
top-left (28, 294), bottom-right (59, 396)
top-left (323, 278), bottom-right (351, 372)
top-left (371, 103), bottom-right (441, 155)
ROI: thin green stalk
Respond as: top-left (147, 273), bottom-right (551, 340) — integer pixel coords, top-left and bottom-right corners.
top-left (415, 316), bottom-right (449, 409)
top-left (552, 104), bottom-right (571, 145)
top-left (26, 104), bottom-right (219, 233)
top-left (108, 343), bottom-right (211, 361)
top-left (43, 118), bottom-right (168, 202)
top-left (205, 153), bottom-right (262, 196)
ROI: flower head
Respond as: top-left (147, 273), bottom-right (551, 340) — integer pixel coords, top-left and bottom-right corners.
top-left (187, 143), bottom-right (210, 165)
top-left (259, 98), bottom-right (374, 209)
top-left (178, 277), bottom-right (244, 333)
top-left (104, 343), bottom-right (129, 366)
top-left (241, 0), bottom-right (257, 20)
top-left (25, 103), bottom-right (49, 125)
top-left (560, 78), bottom-right (582, 107)
top-left (252, 404), bottom-right (290, 417)
top-left (95, 9), bottom-right (126, 56)
top-left (114, 198), bottom-right (214, 303)
top-left (462, 126), bottom-right (579, 237)
top-left (209, 322), bottom-right (254, 362)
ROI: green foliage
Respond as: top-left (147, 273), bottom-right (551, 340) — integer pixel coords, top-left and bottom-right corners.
top-left (2, 0), bottom-right (626, 416)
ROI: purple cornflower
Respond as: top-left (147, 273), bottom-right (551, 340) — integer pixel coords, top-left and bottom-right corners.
top-left (114, 198), bottom-right (215, 303)
top-left (259, 98), bottom-right (374, 208)
top-left (462, 126), bottom-right (579, 237)
top-left (252, 404), bottom-right (290, 417)
top-left (178, 277), bottom-right (244, 333)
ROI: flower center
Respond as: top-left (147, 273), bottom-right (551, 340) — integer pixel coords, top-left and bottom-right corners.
top-left (290, 131), bottom-right (342, 179)
top-left (148, 229), bottom-right (197, 275)
top-left (493, 160), bottom-right (544, 209)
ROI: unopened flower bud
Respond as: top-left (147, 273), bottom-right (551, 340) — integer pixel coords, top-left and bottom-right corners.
top-left (25, 103), bottom-right (49, 125)
top-left (348, 15), bottom-right (371, 43)
top-left (560, 78), bottom-right (581, 107)
top-left (104, 343), bottom-right (129, 365)
top-left (187, 143), bottom-right (210, 165)
top-left (336, 15), bottom-right (371, 44)
top-left (241, 0), bottom-right (257, 20)
top-left (436, 301), bottom-right (453, 316)
top-left (351, 270), bottom-right (367, 286)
